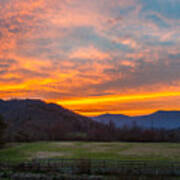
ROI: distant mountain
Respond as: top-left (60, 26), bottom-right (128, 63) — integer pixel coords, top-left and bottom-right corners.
top-left (0, 99), bottom-right (103, 141)
top-left (92, 113), bottom-right (132, 128)
top-left (92, 111), bottom-right (180, 130)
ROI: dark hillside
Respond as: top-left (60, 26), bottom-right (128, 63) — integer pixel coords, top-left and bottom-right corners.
top-left (0, 99), bottom-right (105, 141)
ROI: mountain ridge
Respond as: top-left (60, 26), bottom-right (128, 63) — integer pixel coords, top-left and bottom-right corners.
top-left (92, 110), bottom-right (180, 129)
top-left (93, 110), bottom-right (180, 118)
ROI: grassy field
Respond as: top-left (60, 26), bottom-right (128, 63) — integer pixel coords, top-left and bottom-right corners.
top-left (0, 141), bottom-right (180, 162)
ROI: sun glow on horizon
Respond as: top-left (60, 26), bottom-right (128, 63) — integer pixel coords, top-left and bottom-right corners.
top-left (52, 91), bottom-right (180, 116)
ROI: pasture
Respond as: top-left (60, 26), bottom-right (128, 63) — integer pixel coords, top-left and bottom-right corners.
top-left (1, 141), bottom-right (180, 162)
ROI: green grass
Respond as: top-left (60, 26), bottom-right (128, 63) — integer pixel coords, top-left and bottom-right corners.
top-left (1, 141), bottom-right (180, 163)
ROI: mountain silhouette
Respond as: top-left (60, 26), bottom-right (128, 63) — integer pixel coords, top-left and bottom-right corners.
top-left (0, 99), bottom-right (103, 141)
top-left (92, 110), bottom-right (180, 129)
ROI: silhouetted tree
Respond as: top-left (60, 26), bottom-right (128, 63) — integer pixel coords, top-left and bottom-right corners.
top-left (0, 114), bottom-right (7, 148)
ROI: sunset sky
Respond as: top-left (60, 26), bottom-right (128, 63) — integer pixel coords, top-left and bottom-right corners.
top-left (0, 0), bottom-right (180, 116)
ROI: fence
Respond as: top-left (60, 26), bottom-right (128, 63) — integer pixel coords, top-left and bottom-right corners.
top-left (1, 158), bottom-right (180, 179)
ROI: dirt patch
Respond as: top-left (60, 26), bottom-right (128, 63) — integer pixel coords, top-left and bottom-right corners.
top-left (32, 151), bottom-right (70, 159)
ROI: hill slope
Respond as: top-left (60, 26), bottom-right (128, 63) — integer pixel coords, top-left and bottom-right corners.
top-left (0, 99), bottom-right (103, 141)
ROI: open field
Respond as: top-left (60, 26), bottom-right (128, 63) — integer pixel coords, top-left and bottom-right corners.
top-left (1, 141), bottom-right (180, 163)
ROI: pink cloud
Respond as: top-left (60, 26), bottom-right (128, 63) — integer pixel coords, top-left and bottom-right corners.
top-left (69, 46), bottom-right (111, 60)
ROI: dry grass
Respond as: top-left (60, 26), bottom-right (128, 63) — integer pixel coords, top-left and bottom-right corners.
top-left (89, 146), bottom-right (113, 152)
top-left (32, 151), bottom-right (70, 159)
top-left (119, 144), bottom-right (180, 157)
top-left (53, 142), bottom-right (75, 147)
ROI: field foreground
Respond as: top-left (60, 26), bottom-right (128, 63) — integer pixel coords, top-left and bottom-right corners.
top-left (1, 141), bottom-right (180, 162)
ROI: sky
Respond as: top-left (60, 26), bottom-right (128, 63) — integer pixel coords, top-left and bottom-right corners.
top-left (0, 0), bottom-right (180, 116)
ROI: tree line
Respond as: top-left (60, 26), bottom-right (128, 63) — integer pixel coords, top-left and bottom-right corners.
top-left (1, 114), bottom-right (180, 147)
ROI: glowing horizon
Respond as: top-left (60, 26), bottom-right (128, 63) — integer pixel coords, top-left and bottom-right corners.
top-left (54, 91), bottom-right (180, 116)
